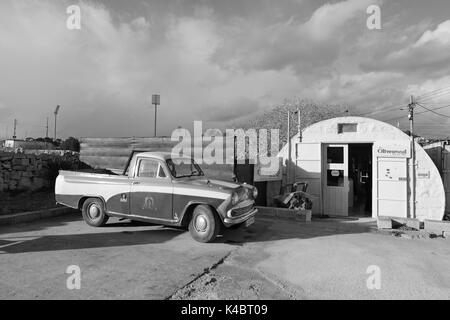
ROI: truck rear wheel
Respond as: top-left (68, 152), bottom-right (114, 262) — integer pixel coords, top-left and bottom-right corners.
top-left (82, 198), bottom-right (109, 227)
top-left (188, 205), bottom-right (220, 243)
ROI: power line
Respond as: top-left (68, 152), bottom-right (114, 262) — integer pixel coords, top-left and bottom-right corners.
top-left (358, 103), bottom-right (405, 117)
top-left (416, 85), bottom-right (450, 100)
top-left (417, 89), bottom-right (450, 103)
top-left (384, 103), bottom-right (450, 122)
top-left (415, 103), bottom-right (450, 118)
top-left (363, 85), bottom-right (450, 118)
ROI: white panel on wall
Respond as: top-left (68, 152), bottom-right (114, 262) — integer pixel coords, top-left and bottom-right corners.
top-left (296, 143), bottom-right (321, 161)
top-left (295, 160), bottom-right (321, 176)
top-left (377, 157), bottom-right (408, 218)
top-left (378, 200), bottom-right (407, 218)
top-left (378, 181), bottom-right (407, 200)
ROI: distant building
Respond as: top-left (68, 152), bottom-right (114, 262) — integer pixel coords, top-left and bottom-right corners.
top-left (2, 139), bottom-right (55, 150)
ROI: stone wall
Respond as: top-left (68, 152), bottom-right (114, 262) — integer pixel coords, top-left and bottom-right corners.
top-left (0, 151), bottom-right (81, 193)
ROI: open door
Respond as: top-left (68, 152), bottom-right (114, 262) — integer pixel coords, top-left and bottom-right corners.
top-left (323, 144), bottom-right (349, 216)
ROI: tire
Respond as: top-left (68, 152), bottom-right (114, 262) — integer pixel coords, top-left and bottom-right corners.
top-left (188, 205), bottom-right (220, 243)
top-left (82, 198), bottom-right (109, 227)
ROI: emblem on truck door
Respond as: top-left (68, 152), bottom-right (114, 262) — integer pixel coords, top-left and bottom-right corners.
top-left (143, 196), bottom-right (156, 210)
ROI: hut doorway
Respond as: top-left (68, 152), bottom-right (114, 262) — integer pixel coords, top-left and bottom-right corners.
top-left (348, 144), bottom-right (373, 217)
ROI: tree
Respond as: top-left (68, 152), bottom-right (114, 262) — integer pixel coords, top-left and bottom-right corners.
top-left (233, 98), bottom-right (353, 148)
top-left (60, 137), bottom-right (80, 152)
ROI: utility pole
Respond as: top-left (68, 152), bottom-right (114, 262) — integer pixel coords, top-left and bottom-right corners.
top-left (46, 117), bottom-right (49, 138)
top-left (408, 95), bottom-right (414, 137)
top-left (13, 119), bottom-right (17, 139)
top-left (297, 107), bottom-right (302, 143)
top-left (408, 95), bottom-right (416, 219)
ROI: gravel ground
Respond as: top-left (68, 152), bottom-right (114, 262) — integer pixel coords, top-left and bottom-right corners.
top-left (2, 212), bottom-right (449, 299)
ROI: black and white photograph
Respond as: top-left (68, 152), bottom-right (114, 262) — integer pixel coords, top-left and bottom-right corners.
top-left (1, 0), bottom-right (450, 307)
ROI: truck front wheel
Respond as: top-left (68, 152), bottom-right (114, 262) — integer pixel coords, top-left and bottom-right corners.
top-left (82, 198), bottom-right (109, 227)
top-left (188, 205), bottom-right (220, 243)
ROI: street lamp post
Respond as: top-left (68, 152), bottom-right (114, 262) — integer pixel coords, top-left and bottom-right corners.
top-left (151, 94), bottom-right (160, 137)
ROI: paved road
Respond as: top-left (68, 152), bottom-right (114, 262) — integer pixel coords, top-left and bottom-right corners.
top-left (172, 217), bottom-right (450, 300)
top-left (1, 212), bottom-right (450, 299)
top-left (0, 212), bottom-right (236, 299)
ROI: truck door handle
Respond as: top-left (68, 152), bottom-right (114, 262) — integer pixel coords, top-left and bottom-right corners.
top-left (132, 181), bottom-right (140, 185)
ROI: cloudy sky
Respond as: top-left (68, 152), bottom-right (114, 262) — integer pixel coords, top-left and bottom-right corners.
top-left (1, 0), bottom-right (450, 138)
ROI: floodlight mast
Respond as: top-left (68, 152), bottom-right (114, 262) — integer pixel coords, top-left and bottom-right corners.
top-left (54, 105), bottom-right (60, 141)
top-left (151, 95), bottom-right (160, 137)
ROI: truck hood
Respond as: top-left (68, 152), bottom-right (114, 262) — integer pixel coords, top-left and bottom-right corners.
top-left (174, 177), bottom-right (241, 192)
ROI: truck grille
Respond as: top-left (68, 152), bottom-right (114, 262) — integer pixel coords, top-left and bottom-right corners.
top-left (236, 187), bottom-right (251, 201)
top-left (229, 200), bottom-right (254, 217)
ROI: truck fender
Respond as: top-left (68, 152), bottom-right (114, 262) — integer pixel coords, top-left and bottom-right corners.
top-left (78, 196), bottom-right (107, 213)
top-left (179, 201), bottom-right (222, 227)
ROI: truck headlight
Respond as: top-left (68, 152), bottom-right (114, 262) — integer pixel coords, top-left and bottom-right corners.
top-left (252, 187), bottom-right (258, 199)
top-left (231, 192), bottom-right (239, 206)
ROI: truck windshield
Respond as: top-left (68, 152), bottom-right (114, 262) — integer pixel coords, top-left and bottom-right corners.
top-left (166, 158), bottom-right (204, 178)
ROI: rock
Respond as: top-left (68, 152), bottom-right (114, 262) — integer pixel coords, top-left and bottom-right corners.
top-left (424, 219), bottom-right (450, 234)
top-left (377, 217), bottom-right (392, 229)
top-left (8, 181), bottom-right (17, 190)
top-left (18, 177), bottom-right (32, 189)
top-left (12, 158), bottom-right (22, 166)
top-left (22, 171), bottom-right (33, 178)
top-left (2, 163), bottom-right (11, 169)
top-left (32, 177), bottom-right (45, 190)
top-left (10, 171), bottom-right (21, 180)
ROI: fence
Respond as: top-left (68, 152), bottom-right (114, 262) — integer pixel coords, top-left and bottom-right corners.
top-left (79, 137), bottom-right (234, 180)
top-left (423, 142), bottom-right (450, 214)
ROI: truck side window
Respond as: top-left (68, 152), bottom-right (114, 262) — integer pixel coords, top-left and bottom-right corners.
top-left (137, 159), bottom-right (159, 178)
top-left (158, 165), bottom-right (166, 178)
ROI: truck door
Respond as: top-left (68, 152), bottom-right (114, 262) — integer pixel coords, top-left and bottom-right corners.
top-left (130, 158), bottom-right (174, 221)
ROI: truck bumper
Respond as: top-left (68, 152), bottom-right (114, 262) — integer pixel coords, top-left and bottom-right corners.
top-left (223, 208), bottom-right (258, 227)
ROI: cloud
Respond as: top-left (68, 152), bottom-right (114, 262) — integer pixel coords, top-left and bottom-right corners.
top-left (0, 0), bottom-right (449, 139)
top-left (304, 0), bottom-right (379, 41)
top-left (406, 75), bottom-right (450, 105)
top-left (361, 20), bottom-right (450, 76)
top-left (213, 0), bottom-right (379, 74)
top-left (197, 97), bottom-right (260, 122)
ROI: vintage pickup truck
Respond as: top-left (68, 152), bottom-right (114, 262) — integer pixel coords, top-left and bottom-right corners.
top-left (55, 151), bottom-right (258, 242)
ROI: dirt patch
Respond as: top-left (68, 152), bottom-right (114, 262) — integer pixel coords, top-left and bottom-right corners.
top-left (380, 229), bottom-right (446, 240)
top-left (169, 244), bottom-right (302, 300)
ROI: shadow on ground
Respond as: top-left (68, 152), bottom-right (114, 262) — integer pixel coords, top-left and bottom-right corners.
top-left (1, 212), bottom-right (376, 254)
top-left (0, 211), bottom-right (82, 235)
top-left (0, 227), bottom-right (184, 254)
top-left (218, 216), bottom-right (376, 245)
